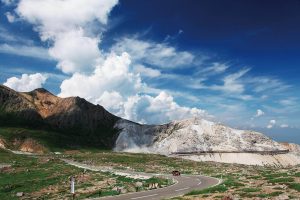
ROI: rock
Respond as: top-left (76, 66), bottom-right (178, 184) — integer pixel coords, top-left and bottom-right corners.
top-left (222, 194), bottom-right (234, 200)
top-left (277, 184), bottom-right (288, 189)
top-left (135, 182), bottom-right (143, 187)
top-left (274, 194), bottom-right (289, 200)
top-left (0, 138), bottom-right (6, 149)
top-left (16, 192), bottom-right (24, 197)
top-left (120, 188), bottom-right (127, 194)
top-left (19, 138), bottom-right (46, 154)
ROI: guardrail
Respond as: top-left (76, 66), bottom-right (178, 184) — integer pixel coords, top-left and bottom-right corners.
top-left (171, 149), bottom-right (289, 155)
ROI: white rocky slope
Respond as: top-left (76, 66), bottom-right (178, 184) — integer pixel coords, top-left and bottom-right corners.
top-left (114, 118), bottom-right (300, 166)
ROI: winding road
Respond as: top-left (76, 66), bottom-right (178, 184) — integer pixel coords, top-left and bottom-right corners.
top-left (62, 159), bottom-right (221, 200)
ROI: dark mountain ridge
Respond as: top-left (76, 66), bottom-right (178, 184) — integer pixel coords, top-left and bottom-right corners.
top-left (0, 85), bottom-right (119, 148)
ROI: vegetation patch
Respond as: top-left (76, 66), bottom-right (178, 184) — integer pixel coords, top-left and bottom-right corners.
top-left (239, 187), bottom-right (261, 193)
top-left (257, 191), bottom-right (283, 198)
top-left (185, 184), bottom-right (227, 195)
top-left (268, 177), bottom-right (294, 184)
top-left (289, 183), bottom-right (300, 192)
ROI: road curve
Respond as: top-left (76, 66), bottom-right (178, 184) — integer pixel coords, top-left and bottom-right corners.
top-left (96, 175), bottom-right (220, 200)
top-left (62, 159), bottom-right (221, 200)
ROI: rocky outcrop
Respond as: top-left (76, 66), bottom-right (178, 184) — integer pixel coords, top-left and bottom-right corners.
top-left (0, 136), bottom-right (46, 154)
top-left (280, 142), bottom-right (300, 154)
top-left (115, 118), bottom-right (286, 154)
top-left (19, 138), bottom-right (46, 154)
top-left (0, 137), bottom-right (6, 149)
top-left (114, 118), bottom-right (300, 166)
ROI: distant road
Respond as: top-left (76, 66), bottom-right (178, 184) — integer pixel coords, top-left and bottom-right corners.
top-left (62, 159), bottom-right (221, 200)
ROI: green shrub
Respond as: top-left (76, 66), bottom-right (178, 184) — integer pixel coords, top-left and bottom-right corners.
top-left (257, 191), bottom-right (283, 198)
top-left (268, 177), bottom-right (294, 183)
top-left (185, 184), bottom-right (227, 195)
top-left (289, 183), bottom-right (300, 192)
top-left (240, 187), bottom-right (261, 193)
top-left (294, 172), bottom-right (300, 177)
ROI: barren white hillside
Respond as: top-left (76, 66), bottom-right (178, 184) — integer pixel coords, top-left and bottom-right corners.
top-left (114, 118), bottom-right (300, 166)
top-left (115, 118), bottom-right (285, 153)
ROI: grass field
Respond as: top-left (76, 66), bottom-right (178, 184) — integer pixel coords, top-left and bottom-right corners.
top-left (0, 149), bottom-right (170, 199)
top-left (65, 151), bottom-right (300, 199)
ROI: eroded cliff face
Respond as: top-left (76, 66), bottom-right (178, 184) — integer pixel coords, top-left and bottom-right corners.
top-left (114, 118), bottom-right (286, 154)
top-left (114, 118), bottom-right (300, 166)
top-left (280, 142), bottom-right (300, 155)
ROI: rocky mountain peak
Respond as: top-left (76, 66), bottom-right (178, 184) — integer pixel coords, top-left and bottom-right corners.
top-left (0, 85), bottom-right (120, 148)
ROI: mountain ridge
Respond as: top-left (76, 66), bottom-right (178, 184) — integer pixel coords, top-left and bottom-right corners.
top-left (1, 85), bottom-right (300, 166)
top-left (0, 85), bottom-right (120, 148)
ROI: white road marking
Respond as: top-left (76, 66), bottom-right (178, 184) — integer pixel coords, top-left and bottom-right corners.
top-left (197, 178), bottom-right (202, 185)
top-left (175, 187), bottom-right (190, 192)
top-left (131, 194), bottom-right (158, 199)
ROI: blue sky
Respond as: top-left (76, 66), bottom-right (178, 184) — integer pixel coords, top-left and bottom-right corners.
top-left (0, 0), bottom-right (299, 143)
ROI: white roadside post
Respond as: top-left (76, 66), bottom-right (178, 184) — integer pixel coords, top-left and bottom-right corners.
top-left (70, 176), bottom-right (75, 199)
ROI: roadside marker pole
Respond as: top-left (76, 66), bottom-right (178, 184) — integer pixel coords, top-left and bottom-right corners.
top-left (70, 176), bottom-right (75, 199)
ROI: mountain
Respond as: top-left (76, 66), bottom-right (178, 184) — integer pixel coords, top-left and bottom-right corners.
top-left (114, 118), bottom-right (286, 153)
top-left (114, 119), bottom-right (300, 166)
top-left (0, 85), bottom-right (119, 148)
top-left (1, 85), bottom-right (300, 166)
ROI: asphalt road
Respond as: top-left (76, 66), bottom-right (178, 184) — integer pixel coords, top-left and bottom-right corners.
top-left (95, 174), bottom-right (220, 200)
top-left (62, 159), bottom-right (221, 200)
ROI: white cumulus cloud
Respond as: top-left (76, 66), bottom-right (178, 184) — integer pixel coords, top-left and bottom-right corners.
top-left (59, 52), bottom-right (207, 124)
top-left (3, 73), bottom-right (47, 92)
top-left (16, 0), bottom-right (118, 38)
top-left (59, 52), bottom-right (142, 100)
top-left (122, 92), bottom-right (207, 124)
top-left (15, 0), bottom-right (119, 73)
top-left (48, 29), bottom-right (102, 73)
top-left (267, 119), bottom-right (276, 129)
top-left (255, 109), bottom-right (265, 117)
